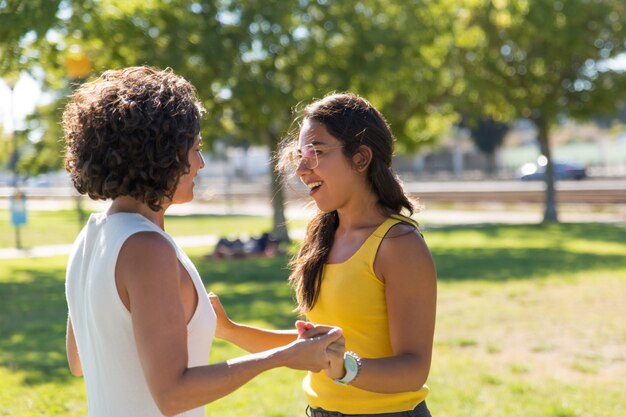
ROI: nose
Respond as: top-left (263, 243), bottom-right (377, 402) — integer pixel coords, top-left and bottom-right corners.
top-left (295, 158), bottom-right (310, 175)
top-left (199, 152), bottom-right (206, 170)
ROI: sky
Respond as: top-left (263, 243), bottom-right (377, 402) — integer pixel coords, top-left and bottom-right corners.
top-left (0, 72), bottom-right (48, 133)
top-left (1, 54), bottom-right (626, 134)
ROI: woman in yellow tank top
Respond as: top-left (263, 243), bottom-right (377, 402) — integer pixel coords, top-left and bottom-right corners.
top-left (210, 92), bottom-right (437, 416)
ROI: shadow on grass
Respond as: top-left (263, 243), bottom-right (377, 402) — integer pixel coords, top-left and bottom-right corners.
top-left (0, 255), bottom-right (295, 387)
top-left (2, 223), bottom-right (623, 386)
top-left (435, 246), bottom-right (625, 281)
top-left (212, 288), bottom-right (298, 329)
top-left (194, 254), bottom-right (298, 329)
top-left (196, 255), bottom-right (292, 285)
top-left (431, 223), bottom-right (626, 281)
top-left (0, 265), bottom-right (72, 385)
top-left (431, 222), bottom-right (626, 246)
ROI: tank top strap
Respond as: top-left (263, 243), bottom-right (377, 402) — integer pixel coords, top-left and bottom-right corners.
top-left (359, 217), bottom-right (404, 268)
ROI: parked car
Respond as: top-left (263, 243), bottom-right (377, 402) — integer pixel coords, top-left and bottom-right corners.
top-left (518, 161), bottom-right (587, 181)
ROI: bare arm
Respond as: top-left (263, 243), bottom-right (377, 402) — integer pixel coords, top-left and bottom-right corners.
top-left (209, 292), bottom-right (298, 352)
top-left (118, 233), bottom-right (342, 416)
top-left (350, 227), bottom-right (437, 393)
top-left (211, 294), bottom-right (345, 378)
top-left (66, 316), bottom-right (83, 376)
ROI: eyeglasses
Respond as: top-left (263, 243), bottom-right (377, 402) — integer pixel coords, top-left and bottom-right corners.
top-left (289, 144), bottom-right (343, 170)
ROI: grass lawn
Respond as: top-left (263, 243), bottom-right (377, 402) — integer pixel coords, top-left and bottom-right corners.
top-left (0, 221), bottom-right (624, 417)
top-left (0, 209), bottom-right (308, 249)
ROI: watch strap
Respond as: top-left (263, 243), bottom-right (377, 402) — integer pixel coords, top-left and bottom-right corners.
top-left (334, 351), bottom-right (362, 385)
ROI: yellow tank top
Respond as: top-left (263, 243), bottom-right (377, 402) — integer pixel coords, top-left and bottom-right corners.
top-left (303, 216), bottom-right (429, 414)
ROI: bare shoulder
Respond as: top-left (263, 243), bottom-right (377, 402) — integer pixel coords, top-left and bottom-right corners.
top-left (381, 223), bottom-right (430, 256)
top-left (117, 231), bottom-right (178, 285)
top-left (384, 222), bottom-right (421, 239)
top-left (120, 231), bottom-right (174, 257)
top-left (375, 222), bottom-right (436, 283)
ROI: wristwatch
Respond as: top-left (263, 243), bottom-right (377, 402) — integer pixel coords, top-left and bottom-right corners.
top-left (334, 351), bottom-right (362, 385)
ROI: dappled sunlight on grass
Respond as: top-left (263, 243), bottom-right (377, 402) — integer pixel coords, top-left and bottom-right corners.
top-left (432, 271), bottom-right (626, 416)
top-left (0, 257), bottom-right (71, 385)
top-left (428, 223), bottom-right (626, 282)
top-left (195, 254), bottom-right (299, 329)
top-left (434, 246), bottom-right (624, 281)
top-left (426, 223), bottom-right (626, 250)
top-left (0, 222), bottom-right (624, 416)
top-left (0, 210), bottom-right (87, 248)
top-left (0, 211), bottom-right (276, 249)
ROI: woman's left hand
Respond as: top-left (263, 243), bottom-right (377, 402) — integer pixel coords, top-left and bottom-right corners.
top-left (208, 292), bottom-right (233, 339)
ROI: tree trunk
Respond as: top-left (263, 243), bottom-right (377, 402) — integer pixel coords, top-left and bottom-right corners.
top-left (485, 151), bottom-right (496, 177)
top-left (267, 130), bottom-right (290, 242)
top-left (535, 117), bottom-right (558, 223)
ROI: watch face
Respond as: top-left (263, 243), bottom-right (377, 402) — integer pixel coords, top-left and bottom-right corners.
top-left (345, 356), bottom-right (358, 372)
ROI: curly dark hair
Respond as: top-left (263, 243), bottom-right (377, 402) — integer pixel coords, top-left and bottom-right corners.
top-left (63, 66), bottom-right (205, 211)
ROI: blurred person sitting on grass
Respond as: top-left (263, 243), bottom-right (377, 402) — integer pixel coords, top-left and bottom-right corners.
top-left (210, 92), bottom-right (437, 417)
top-left (210, 232), bottom-right (279, 259)
top-left (63, 66), bottom-right (344, 417)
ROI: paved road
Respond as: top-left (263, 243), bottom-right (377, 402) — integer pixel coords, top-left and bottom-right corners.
top-left (2, 178), bottom-right (626, 204)
top-left (404, 179), bottom-right (626, 204)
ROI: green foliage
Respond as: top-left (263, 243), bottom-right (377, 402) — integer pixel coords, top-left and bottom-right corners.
top-left (450, 0), bottom-right (626, 121)
top-left (0, 126), bottom-right (11, 169)
top-left (0, 0), bottom-right (63, 74)
top-left (5, 0), bottom-right (626, 145)
top-left (3, 0), bottom-right (626, 222)
top-left (2, 1), bottom-right (457, 160)
top-left (15, 99), bottom-right (69, 176)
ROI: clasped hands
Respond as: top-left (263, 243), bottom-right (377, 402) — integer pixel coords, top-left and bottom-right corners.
top-left (296, 320), bottom-right (346, 380)
top-left (208, 292), bottom-right (345, 378)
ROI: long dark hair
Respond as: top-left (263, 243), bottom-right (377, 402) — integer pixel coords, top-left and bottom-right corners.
top-left (279, 93), bottom-right (415, 314)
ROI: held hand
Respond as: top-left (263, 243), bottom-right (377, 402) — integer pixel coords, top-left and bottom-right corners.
top-left (282, 327), bottom-right (343, 372)
top-left (295, 320), bottom-right (314, 339)
top-left (295, 321), bottom-right (346, 377)
top-left (295, 320), bottom-right (338, 339)
top-left (208, 292), bottom-right (233, 339)
top-left (324, 337), bottom-right (346, 380)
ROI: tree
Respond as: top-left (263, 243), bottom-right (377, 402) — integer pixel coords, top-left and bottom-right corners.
top-left (17, 102), bottom-right (67, 176)
top-left (1, 0), bottom-right (78, 179)
top-left (206, 0), bottom-right (455, 239)
top-left (1, 0), bottom-right (462, 239)
top-left (40, 0), bottom-right (453, 241)
top-left (463, 116), bottom-right (509, 176)
top-left (447, 0), bottom-right (626, 222)
top-left (0, 0), bottom-right (63, 75)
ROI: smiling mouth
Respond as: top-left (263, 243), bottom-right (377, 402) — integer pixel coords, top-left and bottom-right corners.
top-left (306, 181), bottom-right (322, 191)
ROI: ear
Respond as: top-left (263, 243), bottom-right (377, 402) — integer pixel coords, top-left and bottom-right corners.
top-left (352, 145), bottom-right (373, 173)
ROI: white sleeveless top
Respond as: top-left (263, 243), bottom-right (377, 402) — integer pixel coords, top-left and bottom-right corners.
top-left (66, 212), bottom-right (216, 417)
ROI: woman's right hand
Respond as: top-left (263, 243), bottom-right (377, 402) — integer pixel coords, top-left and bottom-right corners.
top-left (208, 292), bottom-right (233, 339)
top-left (295, 321), bottom-right (346, 378)
top-left (281, 327), bottom-right (344, 372)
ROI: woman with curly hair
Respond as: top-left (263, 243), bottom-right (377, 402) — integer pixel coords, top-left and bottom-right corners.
top-left (210, 92), bottom-right (437, 416)
top-left (63, 66), bottom-right (343, 417)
